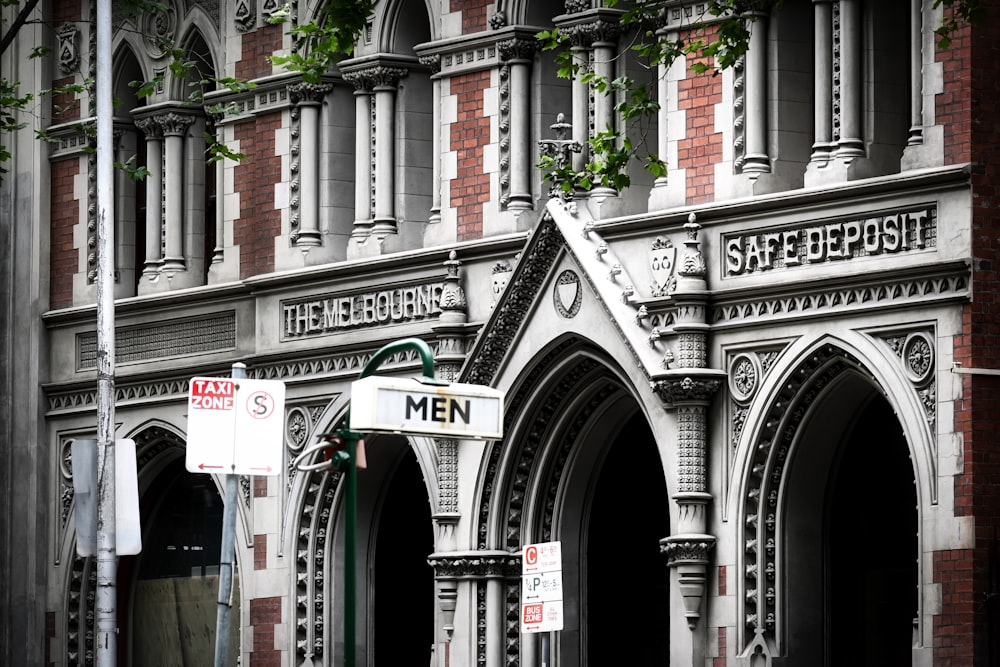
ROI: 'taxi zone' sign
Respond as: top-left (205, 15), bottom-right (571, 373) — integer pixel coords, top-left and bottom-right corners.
top-left (349, 376), bottom-right (504, 440)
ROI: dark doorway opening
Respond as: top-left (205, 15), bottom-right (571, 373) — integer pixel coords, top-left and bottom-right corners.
top-left (372, 449), bottom-right (435, 664)
top-left (828, 397), bottom-right (917, 667)
top-left (586, 412), bottom-right (670, 665)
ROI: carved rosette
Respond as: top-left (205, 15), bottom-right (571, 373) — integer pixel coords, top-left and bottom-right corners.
top-left (882, 330), bottom-right (936, 430)
top-left (142, 2), bottom-right (178, 59)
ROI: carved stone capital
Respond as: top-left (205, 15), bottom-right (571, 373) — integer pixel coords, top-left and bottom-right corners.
top-left (342, 66), bottom-right (408, 92)
top-left (651, 373), bottom-right (725, 405)
top-left (498, 37), bottom-right (538, 63)
top-left (660, 534), bottom-right (716, 566)
top-left (427, 551), bottom-right (521, 580)
top-left (134, 116), bottom-right (163, 139)
top-left (155, 112), bottom-right (197, 136)
top-left (288, 82), bottom-right (333, 105)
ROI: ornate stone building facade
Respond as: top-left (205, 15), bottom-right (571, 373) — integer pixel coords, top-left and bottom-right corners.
top-left (2, 0), bottom-right (999, 665)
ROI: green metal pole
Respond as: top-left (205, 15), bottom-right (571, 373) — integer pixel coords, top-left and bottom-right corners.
top-left (344, 432), bottom-right (357, 667)
top-left (340, 337), bottom-right (437, 666)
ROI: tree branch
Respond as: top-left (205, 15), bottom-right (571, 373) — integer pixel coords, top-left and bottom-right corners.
top-left (1, 0), bottom-right (43, 57)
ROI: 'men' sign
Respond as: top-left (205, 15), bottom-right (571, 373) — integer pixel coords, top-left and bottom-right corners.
top-left (349, 376), bottom-right (504, 440)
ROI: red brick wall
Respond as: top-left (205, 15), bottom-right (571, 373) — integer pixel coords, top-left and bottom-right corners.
top-left (249, 596), bottom-right (281, 667)
top-left (233, 113), bottom-right (282, 279)
top-left (49, 158), bottom-right (80, 309)
top-left (677, 24), bottom-right (723, 206)
top-left (51, 2), bottom-right (82, 123)
top-left (450, 70), bottom-right (491, 241)
top-left (450, 0), bottom-right (490, 33)
top-left (237, 24), bottom-right (282, 81)
top-left (942, 9), bottom-right (1000, 666)
top-left (254, 534), bottom-right (267, 570)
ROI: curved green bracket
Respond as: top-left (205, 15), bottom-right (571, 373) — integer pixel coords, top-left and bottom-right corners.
top-left (359, 336), bottom-right (437, 382)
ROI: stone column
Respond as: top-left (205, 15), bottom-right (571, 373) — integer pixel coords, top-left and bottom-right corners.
top-left (372, 67), bottom-right (407, 238)
top-left (346, 73), bottom-right (373, 241)
top-left (742, 11), bottom-right (770, 173)
top-left (419, 54), bottom-right (443, 223)
top-left (424, 552), bottom-right (520, 667)
top-left (135, 116), bottom-right (163, 280)
top-left (651, 216), bottom-right (724, 630)
top-left (158, 111), bottom-right (195, 274)
top-left (836, 0), bottom-right (864, 157)
top-left (811, 0), bottom-right (834, 163)
top-left (499, 39), bottom-right (536, 210)
top-left (183, 115), bottom-right (206, 280)
top-left (908, 0), bottom-right (923, 145)
top-left (290, 82), bottom-right (333, 248)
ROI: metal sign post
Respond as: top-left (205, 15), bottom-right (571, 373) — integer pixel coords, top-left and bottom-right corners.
top-left (185, 363), bottom-right (286, 667)
top-left (521, 541), bottom-right (564, 666)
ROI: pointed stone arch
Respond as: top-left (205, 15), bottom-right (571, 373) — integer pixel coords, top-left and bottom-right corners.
top-left (286, 404), bottom-right (440, 664)
top-left (62, 422), bottom-right (188, 666)
top-left (732, 336), bottom-right (926, 660)
top-left (473, 335), bottom-right (670, 666)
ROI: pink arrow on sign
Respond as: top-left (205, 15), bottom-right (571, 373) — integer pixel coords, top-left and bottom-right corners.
top-left (250, 466), bottom-right (273, 473)
top-left (198, 463), bottom-right (225, 470)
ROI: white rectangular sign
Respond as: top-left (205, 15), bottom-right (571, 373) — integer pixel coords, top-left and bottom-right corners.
top-left (521, 600), bottom-right (564, 634)
top-left (521, 571), bottom-right (563, 603)
top-left (186, 377), bottom-right (286, 476)
top-left (71, 438), bottom-right (142, 557)
top-left (349, 376), bottom-right (504, 439)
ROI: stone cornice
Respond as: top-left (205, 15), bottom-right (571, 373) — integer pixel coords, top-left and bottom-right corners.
top-left (414, 26), bottom-right (546, 77)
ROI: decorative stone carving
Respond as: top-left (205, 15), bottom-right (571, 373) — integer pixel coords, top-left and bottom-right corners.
top-left (57, 23), bottom-right (79, 74)
top-left (649, 236), bottom-right (677, 296)
top-left (235, 0), bottom-right (255, 32)
top-left (537, 113), bottom-right (582, 200)
top-left (142, 1), bottom-right (178, 59)
top-left (491, 260), bottom-right (513, 308)
top-left (553, 270), bottom-right (582, 318)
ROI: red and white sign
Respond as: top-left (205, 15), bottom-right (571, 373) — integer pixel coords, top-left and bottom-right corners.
top-left (521, 541), bottom-right (564, 633)
top-left (521, 600), bottom-right (563, 633)
top-left (523, 541), bottom-right (562, 574)
top-left (186, 377), bottom-right (286, 476)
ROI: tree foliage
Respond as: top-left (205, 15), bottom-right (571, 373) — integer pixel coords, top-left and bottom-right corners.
top-left (536, 0), bottom-right (987, 195)
top-left (0, 0), bottom-right (988, 184)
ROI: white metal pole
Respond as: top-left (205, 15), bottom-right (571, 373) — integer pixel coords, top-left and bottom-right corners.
top-left (95, 0), bottom-right (117, 663)
top-left (214, 362), bottom-right (245, 667)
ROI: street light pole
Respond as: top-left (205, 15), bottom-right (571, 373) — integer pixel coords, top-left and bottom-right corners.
top-left (294, 337), bottom-right (439, 667)
top-left (94, 0), bottom-right (117, 663)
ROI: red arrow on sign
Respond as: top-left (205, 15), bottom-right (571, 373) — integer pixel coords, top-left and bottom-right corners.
top-left (198, 463), bottom-right (225, 470)
top-left (250, 466), bottom-right (273, 473)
